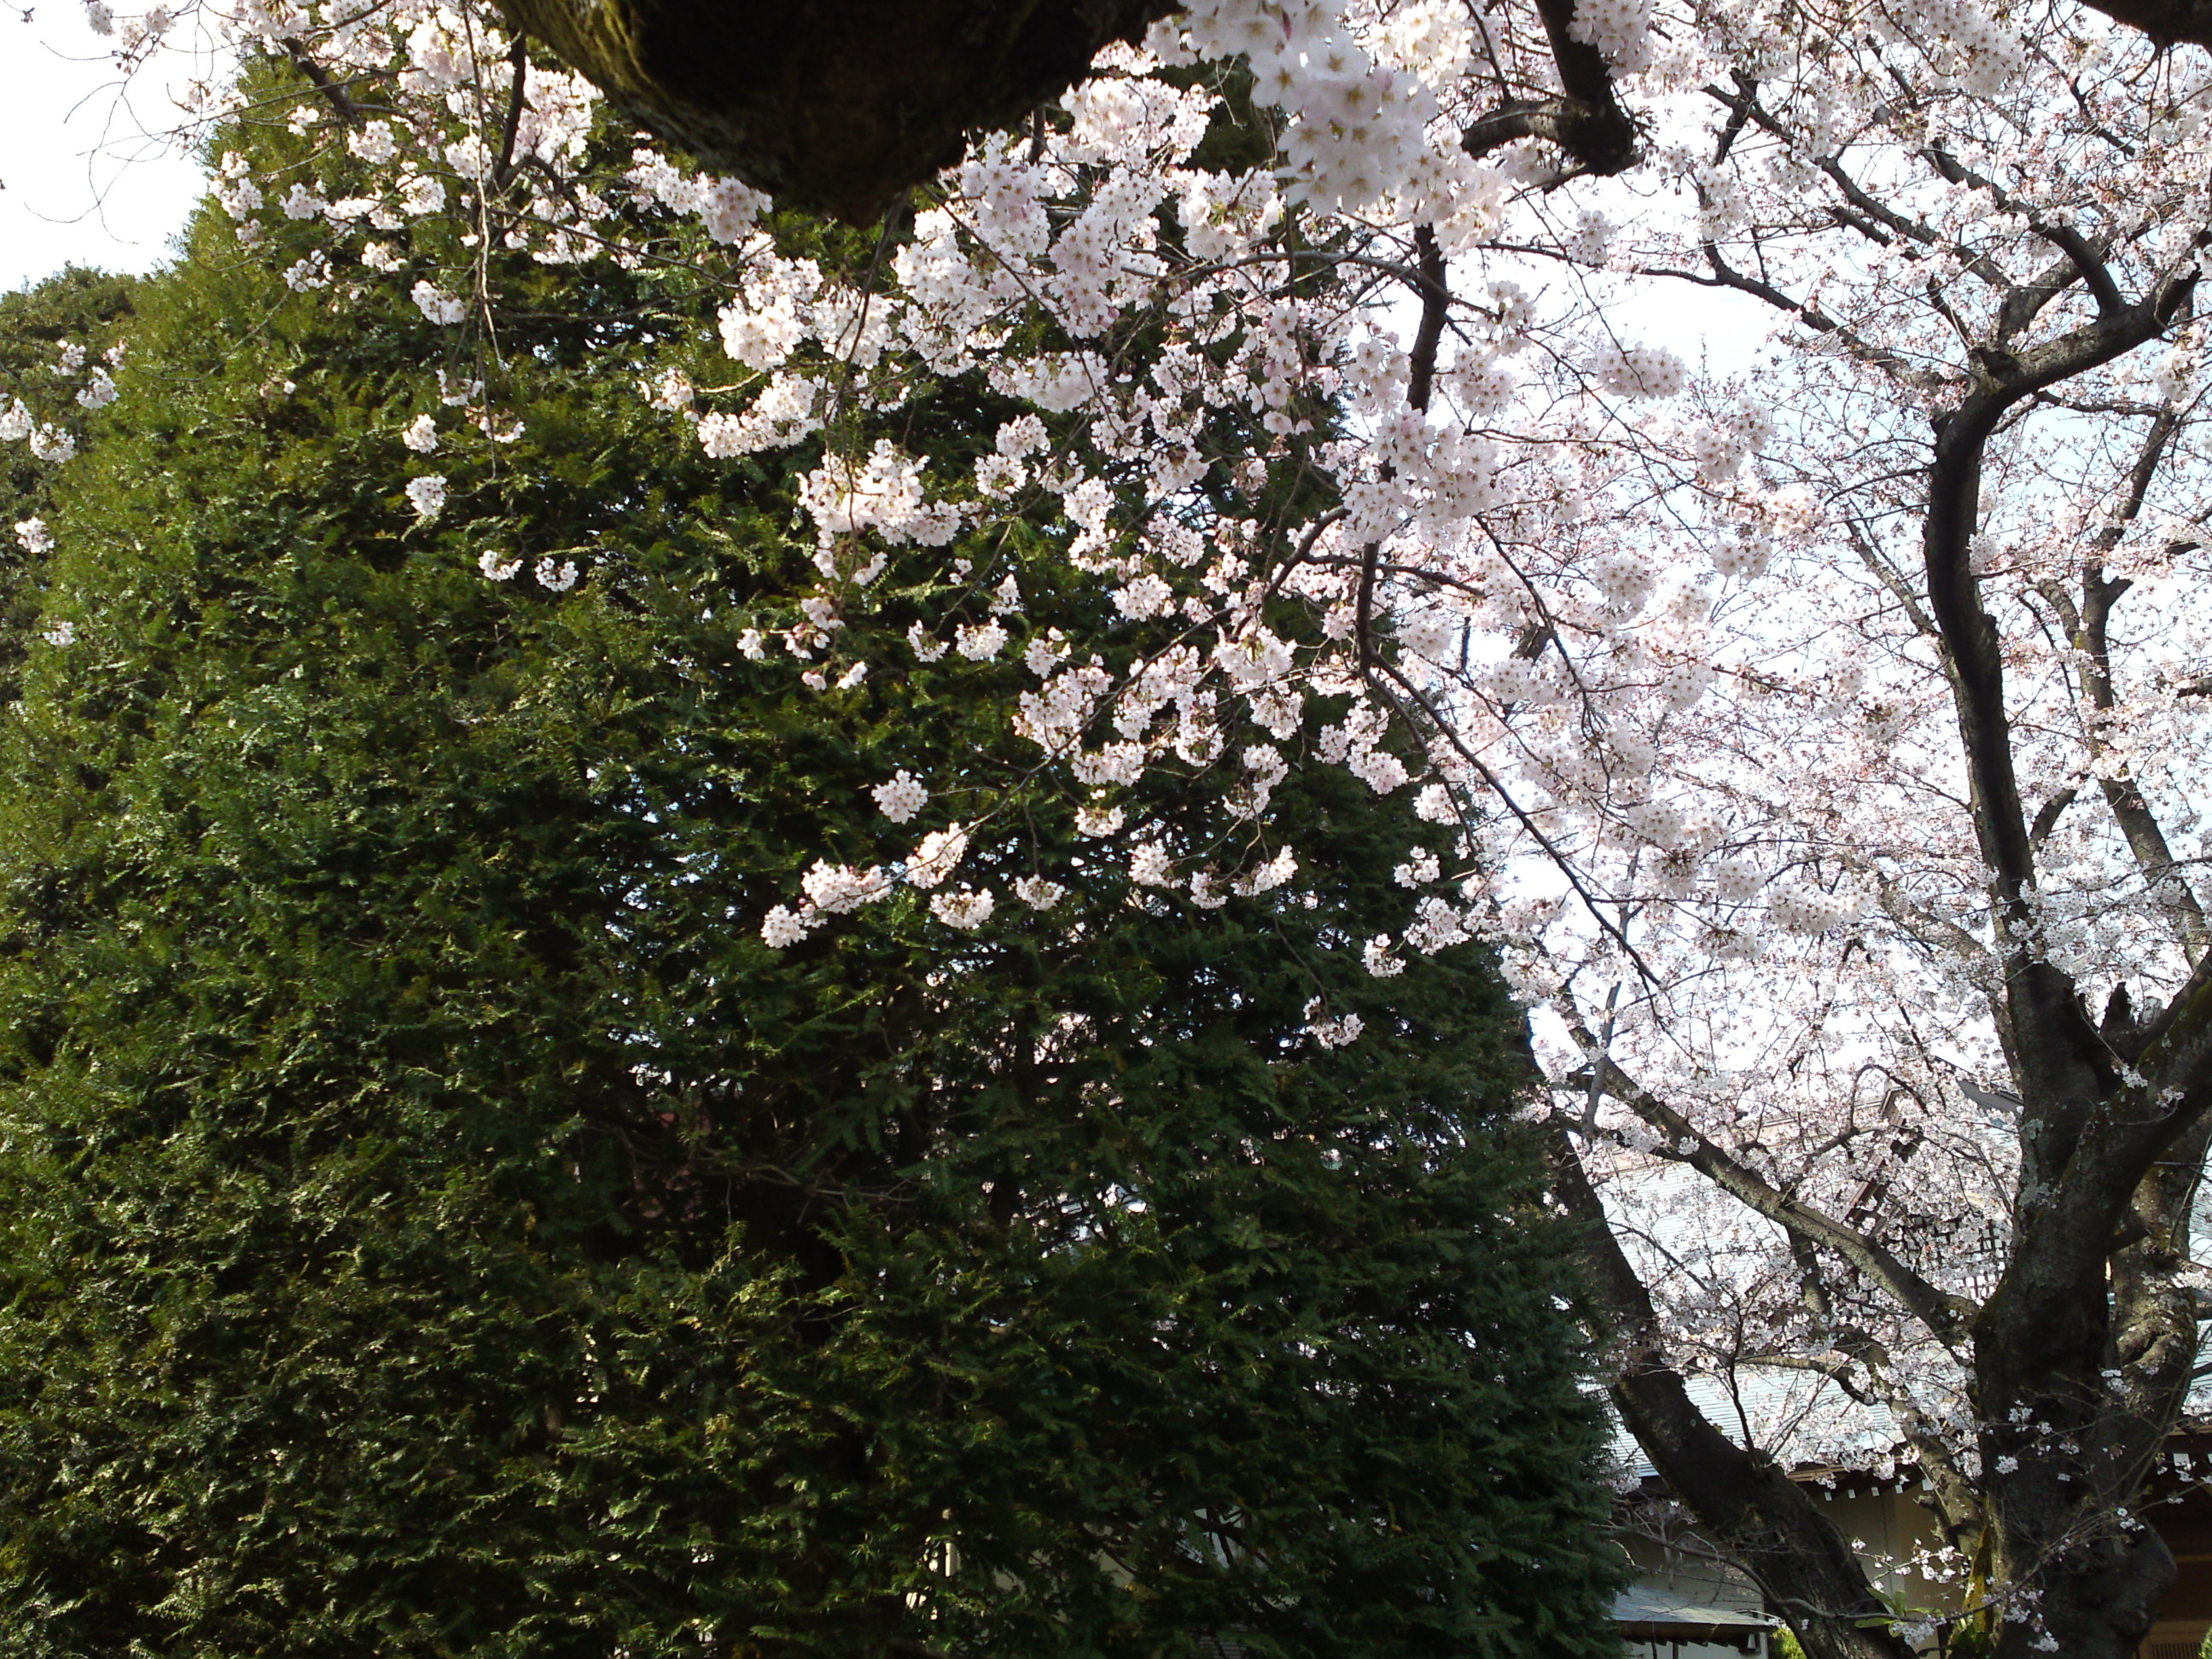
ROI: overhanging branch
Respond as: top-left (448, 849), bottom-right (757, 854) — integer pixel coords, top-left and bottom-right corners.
top-left (1543, 1124), bottom-right (1916, 1659)
top-left (1560, 1041), bottom-right (1978, 1343)
top-left (2076, 0), bottom-right (2212, 49)
top-left (1462, 0), bottom-right (1638, 175)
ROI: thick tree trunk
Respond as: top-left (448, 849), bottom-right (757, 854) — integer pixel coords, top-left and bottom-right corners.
top-left (1974, 1316), bottom-right (2177, 1658)
top-left (1988, 1524), bottom-right (2172, 1659)
top-left (1545, 1128), bottom-right (1913, 1659)
top-left (2075, 0), bottom-right (2212, 47)
top-left (488, 0), bottom-right (1179, 220)
top-left (1969, 1098), bottom-right (2207, 1659)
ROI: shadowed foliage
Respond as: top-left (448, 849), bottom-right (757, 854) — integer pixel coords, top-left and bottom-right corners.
top-left (0, 89), bottom-right (1625, 1659)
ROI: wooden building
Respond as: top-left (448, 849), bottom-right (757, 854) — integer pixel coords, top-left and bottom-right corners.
top-left (1616, 1429), bottom-right (2212, 1657)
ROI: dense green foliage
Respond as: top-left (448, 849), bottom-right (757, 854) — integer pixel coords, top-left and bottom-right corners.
top-left (0, 267), bottom-right (137, 707)
top-left (0, 92), bottom-right (1622, 1659)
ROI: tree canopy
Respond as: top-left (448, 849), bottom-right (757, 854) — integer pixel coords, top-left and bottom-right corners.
top-left (28, 0), bottom-right (2212, 1648)
top-left (0, 103), bottom-right (1623, 1658)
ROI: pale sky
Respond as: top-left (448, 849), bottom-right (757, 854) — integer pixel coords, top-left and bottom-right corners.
top-left (0, 9), bottom-right (214, 293)
top-left (0, 9), bottom-right (1781, 386)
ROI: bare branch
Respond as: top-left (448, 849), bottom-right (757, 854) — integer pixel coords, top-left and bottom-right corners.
top-left (1559, 1041), bottom-right (1979, 1342)
top-left (2031, 408), bottom-right (2209, 958)
top-left (1405, 224), bottom-right (1449, 416)
top-left (1921, 142), bottom-right (2127, 321)
top-left (489, 36), bottom-right (531, 193)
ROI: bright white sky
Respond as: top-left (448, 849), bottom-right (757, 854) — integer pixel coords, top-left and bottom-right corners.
top-left (0, 10), bottom-right (212, 293)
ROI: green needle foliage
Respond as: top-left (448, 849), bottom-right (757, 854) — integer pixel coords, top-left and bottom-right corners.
top-left (0, 82), bottom-right (1623, 1659)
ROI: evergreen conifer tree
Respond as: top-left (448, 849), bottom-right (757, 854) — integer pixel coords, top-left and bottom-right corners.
top-left (0, 74), bottom-right (1623, 1659)
top-left (0, 268), bottom-right (136, 705)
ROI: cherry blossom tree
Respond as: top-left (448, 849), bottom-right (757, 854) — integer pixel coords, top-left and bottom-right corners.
top-left (1476, 22), bottom-right (2212, 1657)
top-left (16, 0), bottom-right (2212, 1653)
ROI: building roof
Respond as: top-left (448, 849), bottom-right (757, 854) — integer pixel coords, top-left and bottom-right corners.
top-left (1612, 1584), bottom-right (1776, 1639)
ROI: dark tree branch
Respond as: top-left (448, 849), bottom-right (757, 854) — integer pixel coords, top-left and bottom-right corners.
top-left (2075, 0), bottom-right (2212, 52)
top-left (1542, 1124), bottom-right (1915, 1659)
top-left (1703, 79), bottom-right (2016, 294)
top-left (1405, 224), bottom-right (1448, 415)
top-left (2029, 785), bottom-right (2080, 851)
top-left (2032, 409), bottom-right (2208, 959)
top-left (1897, 251), bottom-right (2212, 1659)
top-left (1461, 0), bottom-right (1638, 175)
top-left (1919, 265), bottom-right (2198, 1095)
top-left (489, 36), bottom-right (531, 193)
top-left (1921, 143), bottom-right (2126, 323)
top-left (283, 40), bottom-right (365, 125)
top-left (1559, 1041), bottom-right (1977, 1343)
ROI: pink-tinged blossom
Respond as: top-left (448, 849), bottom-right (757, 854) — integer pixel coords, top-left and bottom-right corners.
top-left (975, 453), bottom-right (1025, 497)
top-left (801, 860), bottom-right (892, 914)
top-left (697, 373), bottom-right (822, 457)
top-left (1236, 847), bottom-right (1297, 896)
top-left (398, 172), bottom-right (446, 216)
top-left (1395, 611), bottom-right (1455, 664)
top-left (871, 771), bottom-right (928, 824)
top-left (718, 295), bottom-right (805, 371)
top-left (1013, 876), bottom-right (1066, 911)
top-left (954, 620), bottom-right (1007, 661)
top-left (1111, 573), bottom-right (1172, 620)
top-left (28, 427), bottom-right (74, 464)
top-left (410, 282), bottom-right (466, 325)
top-left (1412, 783), bottom-right (1455, 824)
top-left (798, 440), bottom-right (963, 551)
top-left (1301, 998), bottom-right (1364, 1050)
top-left (280, 182), bottom-right (327, 220)
top-left (1022, 632), bottom-right (1066, 678)
top-left (1074, 801), bottom-right (1124, 839)
top-left (349, 120), bottom-right (399, 164)
top-left (1128, 841), bottom-right (1173, 886)
top-left (905, 824), bottom-right (969, 889)
top-left (75, 370), bottom-right (118, 410)
top-left (643, 368), bottom-right (694, 412)
top-left (405, 475), bottom-right (446, 519)
top-left (1393, 847), bottom-right (1440, 888)
top-left (760, 905), bottom-right (812, 949)
top-left (930, 888), bottom-right (995, 929)
top-left (699, 177), bottom-right (767, 243)
top-left (994, 415), bottom-right (1046, 457)
top-left (215, 171), bottom-right (264, 219)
